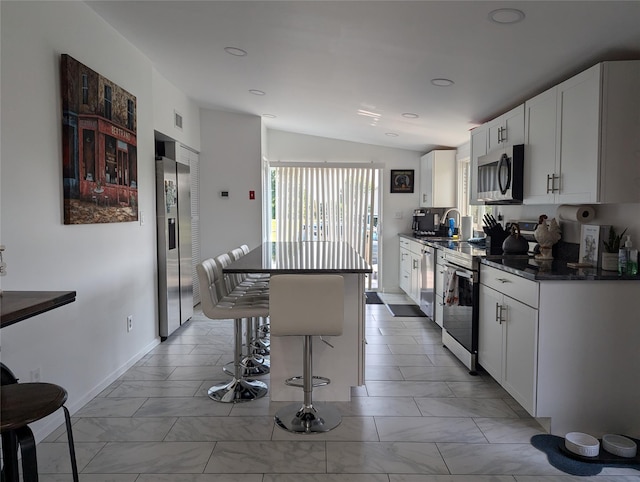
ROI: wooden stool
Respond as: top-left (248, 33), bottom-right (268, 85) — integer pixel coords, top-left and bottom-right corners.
top-left (1, 382), bottom-right (79, 482)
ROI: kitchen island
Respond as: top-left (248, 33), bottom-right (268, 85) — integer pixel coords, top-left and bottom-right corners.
top-left (224, 241), bottom-right (371, 402)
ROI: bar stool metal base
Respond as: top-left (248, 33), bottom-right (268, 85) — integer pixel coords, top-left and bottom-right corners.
top-left (207, 378), bottom-right (268, 403)
top-left (275, 402), bottom-right (341, 434)
top-left (223, 355), bottom-right (270, 377)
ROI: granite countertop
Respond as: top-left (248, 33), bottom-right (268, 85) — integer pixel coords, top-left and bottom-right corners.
top-left (399, 233), bottom-right (640, 281)
top-left (481, 255), bottom-right (640, 281)
top-left (224, 241), bottom-right (372, 274)
top-left (399, 233), bottom-right (488, 257)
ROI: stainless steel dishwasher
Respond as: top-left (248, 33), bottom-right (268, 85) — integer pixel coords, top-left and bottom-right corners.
top-left (419, 244), bottom-right (436, 319)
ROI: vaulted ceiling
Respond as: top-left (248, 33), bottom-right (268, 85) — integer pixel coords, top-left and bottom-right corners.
top-left (88, 1), bottom-right (640, 153)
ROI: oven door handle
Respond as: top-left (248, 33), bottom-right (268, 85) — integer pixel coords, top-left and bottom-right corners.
top-left (445, 265), bottom-right (475, 282)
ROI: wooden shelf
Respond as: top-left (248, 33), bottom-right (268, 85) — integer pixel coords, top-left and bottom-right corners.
top-left (1, 291), bottom-right (76, 329)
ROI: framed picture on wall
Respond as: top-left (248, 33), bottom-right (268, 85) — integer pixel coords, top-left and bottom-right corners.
top-left (60, 54), bottom-right (138, 224)
top-left (390, 169), bottom-right (414, 193)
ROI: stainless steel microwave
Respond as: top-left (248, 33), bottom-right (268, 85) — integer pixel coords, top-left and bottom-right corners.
top-left (476, 144), bottom-right (524, 204)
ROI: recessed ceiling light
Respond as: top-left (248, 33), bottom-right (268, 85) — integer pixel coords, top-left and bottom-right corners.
top-left (357, 109), bottom-right (381, 118)
top-left (249, 89), bottom-right (265, 96)
top-left (385, 132), bottom-right (399, 137)
top-left (262, 114), bottom-right (276, 118)
top-left (224, 47), bottom-right (247, 57)
top-left (431, 78), bottom-right (454, 87)
top-left (402, 113), bottom-right (419, 119)
top-left (488, 8), bottom-right (525, 24)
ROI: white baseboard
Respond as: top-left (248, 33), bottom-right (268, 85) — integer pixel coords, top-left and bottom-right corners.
top-left (32, 337), bottom-right (160, 443)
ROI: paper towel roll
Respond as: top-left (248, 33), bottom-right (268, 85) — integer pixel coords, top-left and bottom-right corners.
top-left (461, 216), bottom-right (473, 240)
top-left (557, 204), bottom-right (596, 224)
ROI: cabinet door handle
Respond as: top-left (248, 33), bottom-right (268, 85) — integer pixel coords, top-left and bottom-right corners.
top-left (496, 278), bottom-right (511, 283)
top-left (547, 173), bottom-right (560, 193)
top-left (413, 259), bottom-right (419, 269)
top-left (498, 126), bottom-right (506, 143)
top-left (496, 303), bottom-right (506, 324)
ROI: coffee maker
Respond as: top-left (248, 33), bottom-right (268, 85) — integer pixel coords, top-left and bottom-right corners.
top-left (412, 208), bottom-right (439, 235)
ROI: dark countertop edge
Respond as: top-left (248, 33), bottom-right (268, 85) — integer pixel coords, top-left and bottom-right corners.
top-left (1, 291), bottom-right (77, 329)
top-left (481, 257), bottom-right (640, 281)
top-left (400, 232), bottom-right (640, 281)
top-left (227, 268), bottom-right (372, 274)
top-left (224, 241), bottom-right (372, 274)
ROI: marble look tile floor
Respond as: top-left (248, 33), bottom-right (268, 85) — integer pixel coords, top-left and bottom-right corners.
top-left (36, 294), bottom-right (639, 481)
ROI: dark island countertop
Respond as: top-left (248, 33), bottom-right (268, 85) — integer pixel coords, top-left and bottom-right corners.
top-left (1, 291), bottom-right (77, 329)
top-left (224, 241), bottom-right (372, 274)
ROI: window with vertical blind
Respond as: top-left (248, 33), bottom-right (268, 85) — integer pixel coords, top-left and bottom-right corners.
top-left (458, 156), bottom-right (492, 234)
top-left (269, 165), bottom-right (379, 287)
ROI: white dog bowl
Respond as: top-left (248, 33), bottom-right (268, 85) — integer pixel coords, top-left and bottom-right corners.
top-left (565, 432), bottom-right (600, 457)
top-left (602, 434), bottom-right (637, 458)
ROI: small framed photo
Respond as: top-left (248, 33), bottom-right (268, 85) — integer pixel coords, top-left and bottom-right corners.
top-left (390, 169), bottom-right (414, 193)
top-left (579, 224), bottom-right (607, 267)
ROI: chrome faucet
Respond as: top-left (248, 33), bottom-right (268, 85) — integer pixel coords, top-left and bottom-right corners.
top-left (441, 208), bottom-right (461, 227)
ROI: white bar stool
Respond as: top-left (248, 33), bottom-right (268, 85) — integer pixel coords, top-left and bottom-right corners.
top-left (197, 259), bottom-right (269, 402)
top-left (215, 253), bottom-right (270, 376)
top-left (270, 274), bottom-right (344, 433)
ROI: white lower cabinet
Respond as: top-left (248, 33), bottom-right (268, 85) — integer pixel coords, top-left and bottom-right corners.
top-left (479, 264), bottom-right (640, 436)
top-left (399, 239), bottom-right (411, 295)
top-left (399, 237), bottom-right (422, 305)
top-left (478, 265), bottom-right (539, 415)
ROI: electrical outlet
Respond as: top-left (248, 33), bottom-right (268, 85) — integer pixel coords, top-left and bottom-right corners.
top-left (127, 315), bottom-right (133, 332)
top-left (30, 367), bottom-right (41, 382)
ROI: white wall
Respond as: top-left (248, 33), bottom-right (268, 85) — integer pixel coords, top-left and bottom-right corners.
top-left (0, 1), bottom-right (170, 439)
top-left (152, 68), bottom-right (201, 151)
top-left (267, 129), bottom-right (423, 293)
top-left (199, 109), bottom-right (263, 260)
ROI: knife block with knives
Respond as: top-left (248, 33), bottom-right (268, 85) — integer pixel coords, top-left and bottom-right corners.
top-left (483, 214), bottom-right (508, 255)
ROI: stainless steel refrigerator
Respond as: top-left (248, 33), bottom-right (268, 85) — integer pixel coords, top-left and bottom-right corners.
top-left (156, 156), bottom-right (193, 339)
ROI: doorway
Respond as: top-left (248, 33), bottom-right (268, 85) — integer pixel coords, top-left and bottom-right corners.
top-left (268, 165), bottom-right (380, 290)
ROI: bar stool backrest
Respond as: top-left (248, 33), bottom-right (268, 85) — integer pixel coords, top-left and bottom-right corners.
top-left (270, 274), bottom-right (344, 337)
top-left (197, 259), bottom-right (224, 317)
top-left (228, 247), bottom-right (247, 285)
top-left (214, 253), bottom-right (238, 293)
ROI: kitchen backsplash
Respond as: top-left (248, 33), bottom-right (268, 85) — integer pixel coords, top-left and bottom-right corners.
top-left (495, 203), bottom-right (639, 246)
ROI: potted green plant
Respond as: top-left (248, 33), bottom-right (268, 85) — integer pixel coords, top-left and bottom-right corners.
top-left (601, 226), bottom-right (627, 271)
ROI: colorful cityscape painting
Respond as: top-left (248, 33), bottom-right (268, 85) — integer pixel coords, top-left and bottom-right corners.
top-left (61, 54), bottom-right (138, 224)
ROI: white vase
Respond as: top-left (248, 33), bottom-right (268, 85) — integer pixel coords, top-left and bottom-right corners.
top-left (601, 252), bottom-right (618, 271)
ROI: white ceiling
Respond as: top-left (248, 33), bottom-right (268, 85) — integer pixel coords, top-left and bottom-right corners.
top-left (87, 1), bottom-right (640, 153)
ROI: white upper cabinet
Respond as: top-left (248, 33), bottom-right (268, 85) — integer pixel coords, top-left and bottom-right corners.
top-left (419, 150), bottom-right (457, 208)
top-left (524, 60), bottom-right (640, 204)
top-left (487, 104), bottom-right (525, 154)
top-left (469, 104), bottom-right (524, 206)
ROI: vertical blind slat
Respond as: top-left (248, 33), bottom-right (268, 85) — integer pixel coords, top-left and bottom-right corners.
top-left (272, 165), bottom-right (377, 263)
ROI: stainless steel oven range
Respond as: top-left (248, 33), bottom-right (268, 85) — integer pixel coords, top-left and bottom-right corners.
top-left (440, 248), bottom-right (480, 375)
